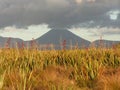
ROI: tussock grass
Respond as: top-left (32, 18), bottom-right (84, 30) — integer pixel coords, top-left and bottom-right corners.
top-left (0, 47), bottom-right (120, 90)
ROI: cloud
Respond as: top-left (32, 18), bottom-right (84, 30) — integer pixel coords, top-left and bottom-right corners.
top-left (106, 10), bottom-right (120, 20)
top-left (0, 0), bottom-right (120, 29)
top-left (87, 27), bottom-right (120, 36)
top-left (0, 24), bottom-right (50, 40)
top-left (75, 0), bottom-right (83, 4)
top-left (69, 27), bottom-right (120, 41)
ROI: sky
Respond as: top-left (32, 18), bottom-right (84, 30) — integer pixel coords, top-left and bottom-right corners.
top-left (0, 0), bottom-right (120, 41)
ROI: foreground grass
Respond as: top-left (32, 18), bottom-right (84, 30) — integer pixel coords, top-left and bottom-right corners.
top-left (0, 47), bottom-right (120, 90)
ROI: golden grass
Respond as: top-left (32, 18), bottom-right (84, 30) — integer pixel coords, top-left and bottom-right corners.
top-left (0, 47), bottom-right (120, 90)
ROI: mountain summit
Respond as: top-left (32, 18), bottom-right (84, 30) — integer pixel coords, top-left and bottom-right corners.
top-left (34, 29), bottom-right (91, 49)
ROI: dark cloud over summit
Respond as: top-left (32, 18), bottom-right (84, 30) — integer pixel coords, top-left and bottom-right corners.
top-left (0, 0), bottom-right (120, 29)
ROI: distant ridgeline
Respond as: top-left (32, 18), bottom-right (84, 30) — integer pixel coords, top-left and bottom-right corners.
top-left (0, 29), bottom-right (120, 49)
top-left (90, 40), bottom-right (120, 48)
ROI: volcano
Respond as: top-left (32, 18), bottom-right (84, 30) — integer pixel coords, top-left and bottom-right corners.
top-left (31, 29), bottom-right (91, 49)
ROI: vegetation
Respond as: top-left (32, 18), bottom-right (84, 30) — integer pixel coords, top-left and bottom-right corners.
top-left (0, 45), bottom-right (120, 90)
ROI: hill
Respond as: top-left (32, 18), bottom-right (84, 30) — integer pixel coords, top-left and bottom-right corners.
top-left (28, 29), bottom-right (91, 49)
top-left (0, 36), bottom-right (24, 48)
top-left (91, 40), bottom-right (120, 48)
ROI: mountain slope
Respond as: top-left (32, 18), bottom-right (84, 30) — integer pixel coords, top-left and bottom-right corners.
top-left (32, 29), bottom-right (91, 49)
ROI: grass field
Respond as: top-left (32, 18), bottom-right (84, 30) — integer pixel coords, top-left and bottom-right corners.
top-left (0, 45), bottom-right (120, 90)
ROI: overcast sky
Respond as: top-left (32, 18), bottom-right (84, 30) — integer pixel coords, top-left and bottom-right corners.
top-left (0, 0), bottom-right (120, 41)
